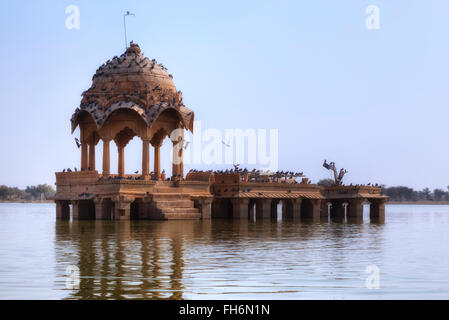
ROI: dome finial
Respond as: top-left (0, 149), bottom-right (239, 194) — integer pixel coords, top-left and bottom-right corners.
top-left (126, 41), bottom-right (141, 55)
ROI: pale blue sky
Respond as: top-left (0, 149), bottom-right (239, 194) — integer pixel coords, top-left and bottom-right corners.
top-left (0, 0), bottom-right (448, 190)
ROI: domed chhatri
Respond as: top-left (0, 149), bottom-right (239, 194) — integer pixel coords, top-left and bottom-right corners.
top-left (71, 42), bottom-right (193, 133)
top-left (69, 42), bottom-right (194, 180)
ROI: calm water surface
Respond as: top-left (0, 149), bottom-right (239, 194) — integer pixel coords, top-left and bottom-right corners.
top-left (0, 203), bottom-right (448, 300)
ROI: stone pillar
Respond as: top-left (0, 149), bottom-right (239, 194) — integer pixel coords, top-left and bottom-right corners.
top-left (311, 199), bottom-right (321, 221)
top-left (232, 198), bottom-right (249, 219)
top-left (270, 200), bottom-right (278, 219)
top-left (71, 200), bottom-right (80, 220)
top-left (256, 199), bottom-right (272, 219)
top-left (200, 198), bottom-right (212, 220)
top-left (348, 199), bottom-right (364, 218)
top-left (112, 196), bottom-right (133, 220)
top-left (292, 198), bottom-right (302, 219)
top-left (172, 141), bottom-right (179, 178)
top-left (81, 141), bottom-right (88, 171)
top-left (94, 198), bottom-right (111, 220)
top-left (142, 139), bottom-right (150, 180)
top-left (118, 145), bottom-right (125, 176)
top-left (154, 145), bottom-right (161, 179)
top-left (102, 139), bottom-right (110, 176)
top-left (88, 142), bottom-right (95, 171)
top-left (321, 201), bottom-right (330, 217)
top-left (179, 148), bottom-right (184, 179)
top-left (370, 199), bottom-right (386, 223)
top-left (248, 202), bottom-right (255, 220)
top-left (55, 201), bottom-right (70, 220)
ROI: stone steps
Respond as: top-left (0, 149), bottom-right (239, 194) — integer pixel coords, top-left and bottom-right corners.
top-left (155, 200), bottom-right (194, 208)
top-left (150, 191), bottom-right (200, 220)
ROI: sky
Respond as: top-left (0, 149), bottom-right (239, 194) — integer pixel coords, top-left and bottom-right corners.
top-left (0, 0), bottom-right (449, 190)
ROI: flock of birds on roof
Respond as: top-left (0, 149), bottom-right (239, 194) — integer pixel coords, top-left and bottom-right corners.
top-left (188, 165), bottom-right (305, 183)
top-left (71, 43), bottom-right (192, 129)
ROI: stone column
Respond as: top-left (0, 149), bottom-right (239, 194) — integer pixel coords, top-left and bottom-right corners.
top-left (248, 202), bottom-right (255, 220)
top-left (256, 199), bottom-right (272, 219)
top-left (112, 196), bottom-right (133, 220)
top-left (348, 199), bottom-right (364, 218)
top-left (232, 198), bottom-right (249, 219)
top-left (142, 139), bottom-right (150, 180)
top-left (71, 200), bottom-right (80, 220)
top-left (88, 142), bottom-right (95, 171)
top-left (321, 201), bottom-right (330, 217)
top-left (292, 198), bottom-right (302, 219)
top-left (94, 198), bottom-right (111, 220)
top-left (200, 198), bottom-right (212, 220)
top-left (81, 141), bottom-right (88, 171)
top-left (370, 199), bottom-right (386, 223)
top-left (118, 145), bottom-right (125, 176)
top-left (154, 145), bottom-right (161, 179)
top-left (55, 201), bottom-right (70, 220)
top-left (311, 199), bottom-right (321, 221)
top-left (172, 141), bottom-right (179, 178)
top-left (102, 139), bottom-right (110, 176)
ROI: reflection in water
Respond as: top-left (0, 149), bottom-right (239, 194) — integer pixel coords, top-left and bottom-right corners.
top-left (55, 221), bottom-right (196, 299)
top-left (54, 218), bottom-right (384, 300)
top-left (4, 203), bottom-right (449, 299)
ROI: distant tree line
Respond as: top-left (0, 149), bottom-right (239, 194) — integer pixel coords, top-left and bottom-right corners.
top-left (0, 184), bottom-right (55, 201)
top-left (381, 186), bottom-right (449, 202)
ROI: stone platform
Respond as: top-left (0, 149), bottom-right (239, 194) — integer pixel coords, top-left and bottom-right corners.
top-left (54, 171), bottom-right (387, 223)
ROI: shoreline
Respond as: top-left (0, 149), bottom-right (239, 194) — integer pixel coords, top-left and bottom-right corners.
top-left (0, 200), bottom-right (54, 204)
top-left (387, 201), bottom-right (449, 205)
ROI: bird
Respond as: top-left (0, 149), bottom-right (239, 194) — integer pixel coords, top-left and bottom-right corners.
top-left (222, 140), bottom-right (231, 147)
top-left (75, 138), bottom-right (81, 148)
top-left (134, 171), bottom-right (139, 174)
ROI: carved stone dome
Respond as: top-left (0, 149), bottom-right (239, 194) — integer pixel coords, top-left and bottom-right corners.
top-left (71, 42), bottom-right (194, 133)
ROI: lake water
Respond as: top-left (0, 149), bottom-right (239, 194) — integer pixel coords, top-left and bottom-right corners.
top-left (0, 203), bottom-right (448, 300)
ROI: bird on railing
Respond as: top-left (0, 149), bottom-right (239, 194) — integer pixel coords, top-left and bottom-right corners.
top-left (75, 138), bottom-right (81, 148)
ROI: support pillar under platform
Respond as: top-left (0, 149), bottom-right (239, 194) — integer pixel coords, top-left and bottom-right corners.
top-left (292, 199), bottom-right (302, 220)
top-left (311, 199), bottom-right (322, 221)
top-left (321, 201), bottom-right (330, 218)
top-left (348, 199), bottom-right (364, 219)
top-left (233, 198), bottom-right (249, 219)
top-left (256, 199), bottom-right (272, 219)
top-left (112, 196), bottom-right (134, 220)
top-left (370, 199), bottom-right (386, 223)
top-left (55, 200), bottom-right (70, 220)
top-left (94, 198), bottom-right (112, 220)
top-left (71, 200), bottom-right (79, 220)
top-left (199, 198), bottom-right (212, 220)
